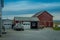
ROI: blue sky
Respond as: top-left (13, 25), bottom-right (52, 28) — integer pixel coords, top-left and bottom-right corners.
top-left (2, 0), bottom-right (60, 20)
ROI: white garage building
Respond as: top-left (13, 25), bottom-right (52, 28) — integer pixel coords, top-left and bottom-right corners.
top-left (22, 22), bottom-right (31, 30)
top-left (14, 17), bottom-right (39, 30)
top-left (2, 19), bottom-right (12, 29)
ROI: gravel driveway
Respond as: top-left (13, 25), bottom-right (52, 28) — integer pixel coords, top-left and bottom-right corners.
top-left (0, 28), bottom-right (60, 40)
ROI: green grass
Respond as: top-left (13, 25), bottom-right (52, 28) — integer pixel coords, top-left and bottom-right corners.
top-left (53, 27), bottom-right (60, 30)
top-left (53, 21), bottom-right (60, 30)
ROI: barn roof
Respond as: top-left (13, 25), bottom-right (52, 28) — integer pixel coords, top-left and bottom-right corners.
top-left (14, 17), bottom-right (39, 21)
top-left (32, 11), bottom-right (53, 17)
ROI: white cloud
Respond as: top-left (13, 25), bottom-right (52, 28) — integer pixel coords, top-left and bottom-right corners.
top-left (2, 13), bottom-right (60, 20)
top-left (50, 12), bottom-right (60, 20)
top-left (2, 14), bottom-right (34, 19)
top-left (3, 1), bottom-right (60, 11)
top-left (2, 1), bottom-right (60, 20)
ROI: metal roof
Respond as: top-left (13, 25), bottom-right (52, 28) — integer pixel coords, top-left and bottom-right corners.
top-left (14, 17), bottom-right (39, 21)
top-left (2, 19), bottom-right (12, 22)
top-left (32, 11), bottom-right (53, 17)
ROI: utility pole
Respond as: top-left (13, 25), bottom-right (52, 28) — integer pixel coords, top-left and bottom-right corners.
top-left (0, 0), bottom-right (4, 37)
top-left (0, 8), bottom-right (2, 37)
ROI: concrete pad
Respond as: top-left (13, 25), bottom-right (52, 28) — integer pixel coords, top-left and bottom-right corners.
top-left (0, 28), bottom-right (60, 40)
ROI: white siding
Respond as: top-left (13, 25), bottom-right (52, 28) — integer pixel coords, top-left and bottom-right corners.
top-left (3, 20), bottom-right (12, 29)
top-left (22, 22), bottom-right (31, 30)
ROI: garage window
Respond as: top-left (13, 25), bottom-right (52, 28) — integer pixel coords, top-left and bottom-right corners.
top-left (23, 24), bottom-right (30, 25)
top-left (4, 24), bottom-right (11, 25)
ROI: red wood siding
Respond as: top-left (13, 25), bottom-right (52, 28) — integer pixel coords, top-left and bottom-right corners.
top-left (37, 11), bottom-right (53, 27)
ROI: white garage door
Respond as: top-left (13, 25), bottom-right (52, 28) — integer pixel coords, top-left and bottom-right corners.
top-left (4, 24), bottom-right (12, 29)
top-left (22, 22), bottom-right (30, 30)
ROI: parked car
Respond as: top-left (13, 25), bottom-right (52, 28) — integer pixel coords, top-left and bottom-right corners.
top-left (13, 23), bottom-right (24, 31)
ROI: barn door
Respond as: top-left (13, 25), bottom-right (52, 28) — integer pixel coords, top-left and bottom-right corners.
top-left (49, 22), bottom-right (53, 27)
top-left (31, 22), bottom-right (38, 29)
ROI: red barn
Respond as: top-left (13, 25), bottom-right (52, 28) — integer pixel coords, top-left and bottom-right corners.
top-left (33, 11), bottom-right (53, 27)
